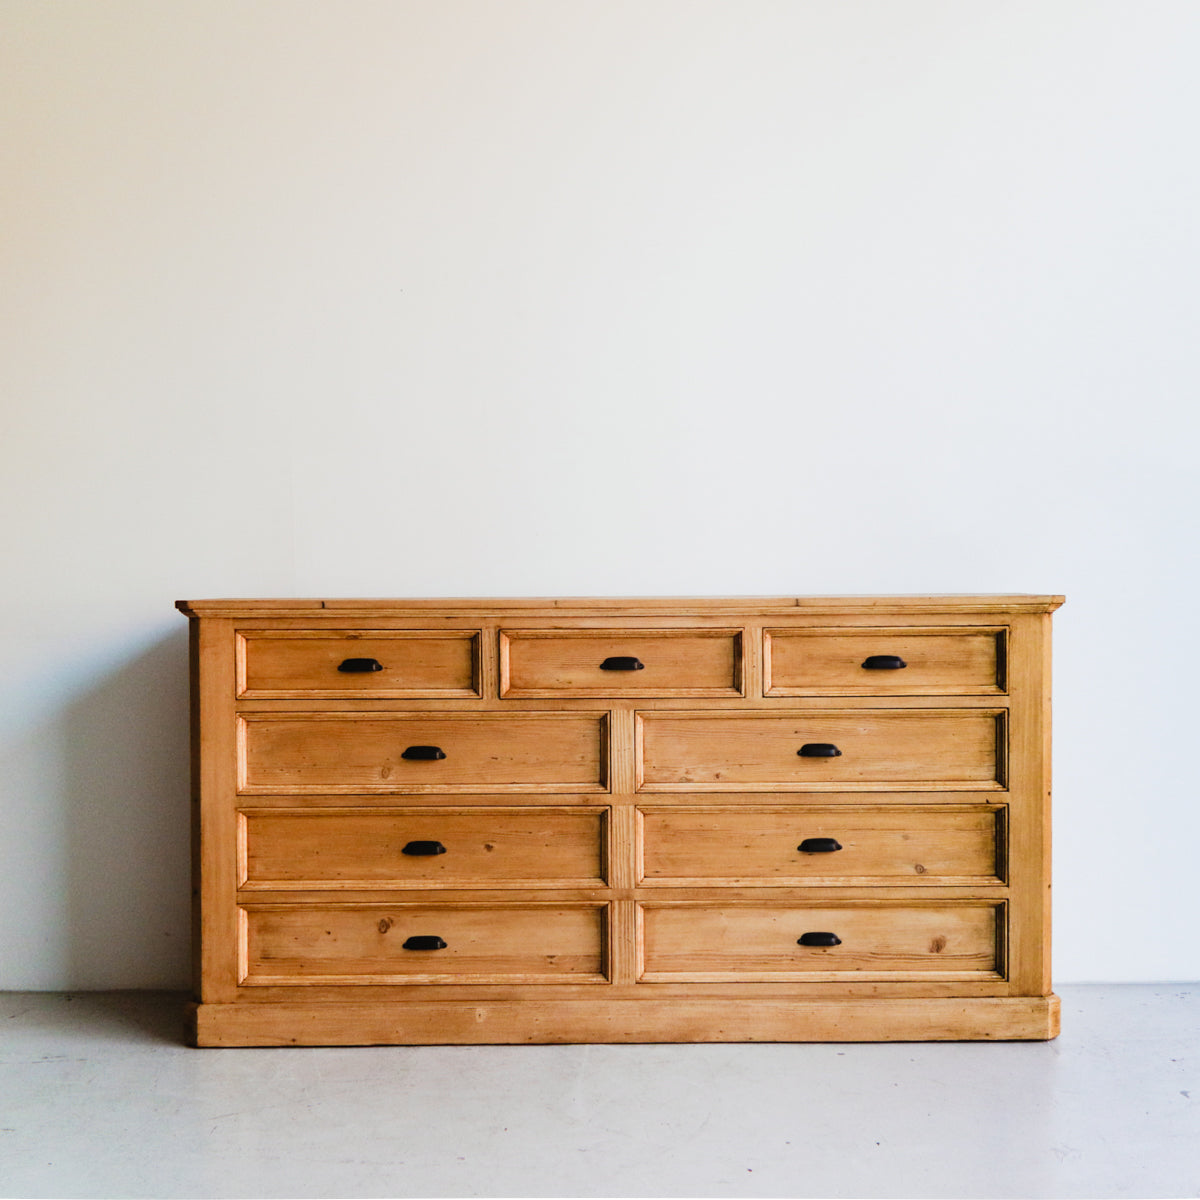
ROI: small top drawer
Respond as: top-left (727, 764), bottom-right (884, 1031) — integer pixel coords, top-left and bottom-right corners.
top-left (500, 629), bottom-right (744, 697)
top-left (238, 631), bottom-right (480, 698)
top-left (764, 628), bottom-right (1005, 695)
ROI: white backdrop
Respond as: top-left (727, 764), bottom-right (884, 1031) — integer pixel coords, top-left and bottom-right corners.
top-left (2, 0), bottom-right (1197, 988)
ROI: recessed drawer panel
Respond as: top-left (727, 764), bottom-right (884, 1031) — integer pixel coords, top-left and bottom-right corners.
top-left (238, 631), bottom-right (480, 698)
top-left (639, 902), bottom-right (1003, 982)
top-left (242, 903), bottom-right (608, 985)
top-left (500, 629), bottom-right (743, 697)
top-left (239, 713), bottom-right (609, 794)
top-left (637, 711), bottom-right (1004, 791)
top-left (241, 806), bottom-right (608, 889)
top-left (764, 628), bottom-right (1004, 696)
top-left (639, 806), bottom-right (1003, 886)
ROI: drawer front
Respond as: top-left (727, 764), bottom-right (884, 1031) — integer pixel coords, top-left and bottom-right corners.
top-left (638, 806), bottom-right (1003, 886)
top-left (238, 631), bottom-right (479, 698)
top-left (239, 712), bottom-right (609, 794)
top-left (500, 629), bottom-right (743, 697)
top-left (241, 807), bottom-right (608, 889)
top-left (242, 903), bottom-right (608, 984)
top-left (637, 711), bottom-right (1004, 791)
top-left (640, 902), bottom-right (1003, 981)
top-left (764, 628), bottom-right (1004, 696)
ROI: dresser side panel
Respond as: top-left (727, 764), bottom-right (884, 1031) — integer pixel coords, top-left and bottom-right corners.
top-left (193, 617), bottom-right (240, 1002)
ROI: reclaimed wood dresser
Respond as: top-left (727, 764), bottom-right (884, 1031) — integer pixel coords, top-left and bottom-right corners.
top-left (177, 595), bottom-right (1063, 1046)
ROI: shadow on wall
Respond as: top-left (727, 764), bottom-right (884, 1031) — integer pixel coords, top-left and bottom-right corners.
top-left (61, 628), bottom-right (192, 990)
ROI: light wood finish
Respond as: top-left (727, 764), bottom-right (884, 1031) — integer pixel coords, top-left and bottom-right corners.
top-left (637, 710), bottom-right (1005, 790)
top-left (191, 993), bottom-right (1059, 1045)
top-left (180, 595), bottom-right (1061, 1045)
top-left (638, 805), bottom-right (1003, 886)
top-left (239, 712), bottom-right (609, 794)
top-left (241, 902), bottom-right (608, 984)
top-left (639, 901), bottom-right (1002, 981)
top-left (764, 628), bottom-right (1004, 695)
top-left (238, 630), bottom-right (480, 698)
top-left (240, 806), bottom-right (608, 889)
top-left (500, 629), bottom-right (743, 697)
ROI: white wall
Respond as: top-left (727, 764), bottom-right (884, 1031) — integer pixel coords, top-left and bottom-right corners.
top-left (2, 0), bottom-right (1197, 988)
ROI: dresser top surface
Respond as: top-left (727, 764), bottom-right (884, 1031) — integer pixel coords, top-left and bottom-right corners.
top-left (177, 595), bottom-right (1065, 618)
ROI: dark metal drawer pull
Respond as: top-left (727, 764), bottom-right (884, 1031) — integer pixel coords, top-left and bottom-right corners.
top-left (402, 935), bottom-right (447, 951)
top-left (862, 654), bottom-right (907, 670)
top-left (798, 743), bottom-right (842, 757)
top-left (338, 657), bottom-right (383, 673)
top-left (401, 840), bottom-right (446, 856)
top-left (798, 931), bottom-right (842, 947)
top-left (600, 656), bottom-right (644, 671)
top-left (401, 745), bottom-right (446, 761)
top-left (798, 837), bottom-right (843, 853)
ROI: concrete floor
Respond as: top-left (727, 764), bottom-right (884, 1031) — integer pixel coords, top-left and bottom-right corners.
top-left (0, 986), bottom-right (1195, 1199)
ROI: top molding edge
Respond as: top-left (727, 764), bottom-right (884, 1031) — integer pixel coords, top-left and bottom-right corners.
top-left (176, 595), bottom-right (1066, 618)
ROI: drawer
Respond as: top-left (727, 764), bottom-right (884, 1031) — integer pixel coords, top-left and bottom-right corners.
top-left (639, 902), bottom-right (1003, 981)
top-left (636, 710), bottom-right (1005, 791)
top-left (241, 902), bottom-right (608, 984)
top-left (239, 712), bottom-right (609, 794)
top-left (240, 806), bottom-right (608, 889)
top-left (238, 630), bottom-right (480, 698)
top-left (638, 805), bottom-right (1003, 886)
top-left (500, 629), bottom-right (743, 697)
top-left (764, 628), bottom-right (1004, 696)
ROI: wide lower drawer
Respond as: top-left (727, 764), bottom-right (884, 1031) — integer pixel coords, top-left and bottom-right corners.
top-left (500, 629), bottom-right (743, 696)
top-left (241, 903), bottom-right (609, 984)
top-left (239, 712), bottom-right (609, 794)
top-left (639, 902), bottom-right (1003, 981)
top-left (764, 628), bottom-right (1005, 695)
top-left (238, 630), bottom-right (480, 698)
top-left (240, 806), bottom-right (608, 889)
top-left (638, 805), bottom-right (1004, 886)
top-left (636, 710), bottom-right (1004, 791)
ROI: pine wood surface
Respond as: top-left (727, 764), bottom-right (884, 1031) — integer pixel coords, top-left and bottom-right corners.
top-left (180, 595), bottom-right (1061, 1045)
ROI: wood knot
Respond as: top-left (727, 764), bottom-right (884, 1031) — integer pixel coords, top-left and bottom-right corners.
top-left (929, 935), bottom-right (947, 953)
top-left (378, 917), bottom-right (394, 934)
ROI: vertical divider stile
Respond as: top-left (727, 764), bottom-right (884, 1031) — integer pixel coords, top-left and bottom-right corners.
top-left (606, 705), bottom-right (638, 985)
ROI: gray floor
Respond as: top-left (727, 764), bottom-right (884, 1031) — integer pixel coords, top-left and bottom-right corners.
top-left (0, 987), bottom-right (1196, 1199)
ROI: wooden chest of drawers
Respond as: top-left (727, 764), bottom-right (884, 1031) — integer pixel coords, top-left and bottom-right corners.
top-left (177, 595), bottom-right (1063, 1046)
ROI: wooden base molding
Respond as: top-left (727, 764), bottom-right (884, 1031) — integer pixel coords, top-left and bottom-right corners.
top-left (191, 994), bottom-right (1060, 1047)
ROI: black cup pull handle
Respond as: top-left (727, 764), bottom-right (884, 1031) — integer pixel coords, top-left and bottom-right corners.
top-left (798, 837), bottom-right (843, 853)
top-left (401, 840), bottom-right (446, 856)
top-left (401, 745), bottom-right (446, 761)
top-left (338, 657), bottom-right (383, 673)
top-left (798, 931), bottom-right (842, 947)
top-left (862, 654), bottom-right (907, 670)
top-left (798, 743), bottom-right (842, 758)
top-left (600, 656), bottom-right (645, 671)
top-left (402, 935), bottom-right (447, 951)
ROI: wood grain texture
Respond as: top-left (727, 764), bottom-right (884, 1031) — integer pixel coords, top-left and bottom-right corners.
top-left (239, 712), bottom-right (609, 794)
top-left (637, 710), bottom-right (1005, 790)
top-left (500, 628), bottom-right (744, 697)
top-left (191, 994), bottom-right (1060, 1045)
top-left (240, 806), bottom-right (608, 889)
top-left (639, 901), bottom-right (1003, 981)
top-left (238, 630), bottom-right (480, 698)
top-left (638, 805), bottom-right (1002, 886)
top-left (179, 595), bottom-right (1066, 617)
top-left (765, 628), bottom-right (1004, 696)
top-left (181, 595), bottom-right (1061, 1045)
top-left (241, 902), bottom-right (609, 985)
